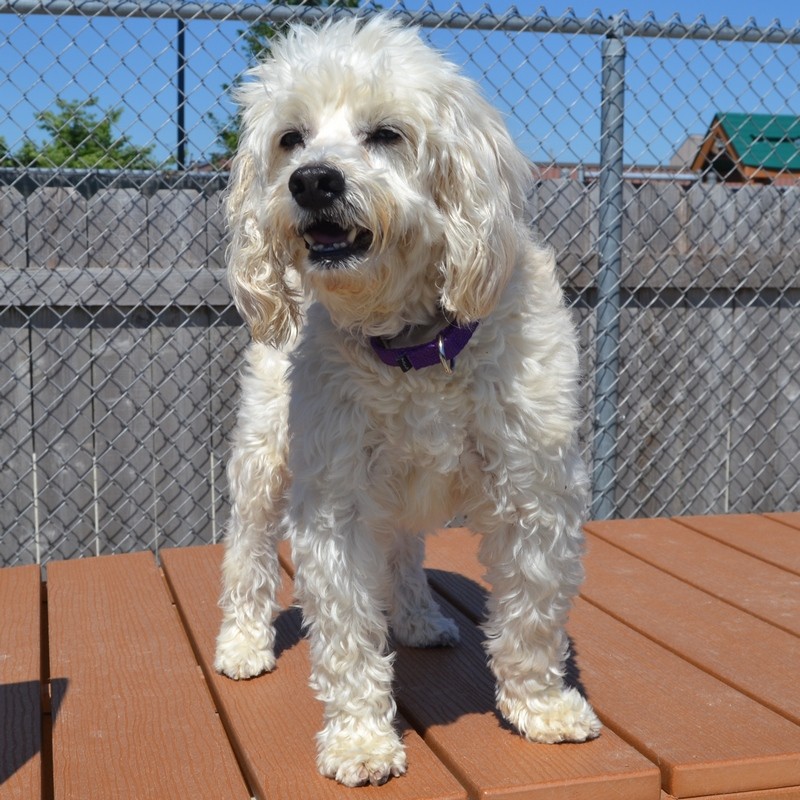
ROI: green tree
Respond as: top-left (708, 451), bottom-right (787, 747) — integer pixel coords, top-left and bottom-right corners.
top-left (210, 0), bottom-right (360, 164)
top-left (11, 97), bottom-right (157, 170)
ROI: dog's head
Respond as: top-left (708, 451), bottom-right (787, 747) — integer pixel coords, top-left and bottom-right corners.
top-left (226, 16), bottom-right (530, 344)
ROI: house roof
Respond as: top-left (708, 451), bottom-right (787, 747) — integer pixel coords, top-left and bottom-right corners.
top-left (691, 113), bottom-right (800, 177)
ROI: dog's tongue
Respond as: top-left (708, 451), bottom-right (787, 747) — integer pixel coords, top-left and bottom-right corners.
top-left (308, 222), bottom-right (348, 245)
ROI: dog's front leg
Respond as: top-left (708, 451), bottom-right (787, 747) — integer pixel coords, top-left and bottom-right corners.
top-left (215, 510), bottom-right (283, 678)
top-left (215, 436), bottom-right (288, 679)
top-left (293, 523), bottom-right (407, 787)
top-left (215, 343), bottom-right (290, 680)
top-left (478, 512), bottom-right (602, 744)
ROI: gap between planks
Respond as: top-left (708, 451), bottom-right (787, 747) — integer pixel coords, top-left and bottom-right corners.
top-left (157, 563), bottom-right (259, 800)
top-left (40, 576), bottom-right (54, 800)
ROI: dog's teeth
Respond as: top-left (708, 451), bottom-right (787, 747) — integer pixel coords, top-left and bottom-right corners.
top-left (306, 240), bottom-right (350, 253)
top-left (302, 228), bottom-right (361, 256)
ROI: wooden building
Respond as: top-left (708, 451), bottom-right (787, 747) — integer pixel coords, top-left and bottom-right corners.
top-left (691, 112), bottom-right (800, 184)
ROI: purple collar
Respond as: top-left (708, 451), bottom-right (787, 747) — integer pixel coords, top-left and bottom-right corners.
top-left (370, 320), bottom-right (479, 373)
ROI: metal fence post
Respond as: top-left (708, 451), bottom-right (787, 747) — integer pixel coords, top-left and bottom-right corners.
top-left (176, 18), bottom-right (187, 170)
top-left (591, 22), bottom-right (626, 519)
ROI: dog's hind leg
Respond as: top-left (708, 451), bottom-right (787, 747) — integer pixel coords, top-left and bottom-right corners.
top-left (215, 344), bottom-right (289, 680)
top-left (387, 532), bottom-right (459, 647)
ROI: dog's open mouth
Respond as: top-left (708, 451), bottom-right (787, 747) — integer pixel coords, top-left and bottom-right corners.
top-left (302, 221), bottom-right (373, 266)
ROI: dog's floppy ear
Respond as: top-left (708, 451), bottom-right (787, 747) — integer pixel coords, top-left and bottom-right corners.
top-left (431, 79), bottom-right (530, 322)
top-left (225, 149), bottom-right (301, 346)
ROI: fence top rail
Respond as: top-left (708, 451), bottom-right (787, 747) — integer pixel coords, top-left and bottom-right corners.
top-left (0, 167), bottom-right (229, 196)
top-left (2, 0), bottom-right (800, 44)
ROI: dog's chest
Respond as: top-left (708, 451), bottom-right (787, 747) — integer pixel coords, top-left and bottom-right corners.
top-left (362, 380), bottom-right (473, 527)
top-left (371, 379), bottom-right (470, 473)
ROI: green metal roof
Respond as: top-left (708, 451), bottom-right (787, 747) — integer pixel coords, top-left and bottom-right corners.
top-left (716, 113), bottom-right (800, 172)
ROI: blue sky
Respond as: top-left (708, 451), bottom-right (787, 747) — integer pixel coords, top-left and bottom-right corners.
top-left (427, 1), bottom-right (800, 165)
top-left (552, 1), bottom-right (799, 27)
top-left (1, 1), bottom-right (799, 167)
top-left (517, 1), bottom-right (798, 26)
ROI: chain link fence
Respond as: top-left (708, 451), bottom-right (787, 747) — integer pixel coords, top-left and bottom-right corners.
top-left (2, 1), bottom-right (800, 565)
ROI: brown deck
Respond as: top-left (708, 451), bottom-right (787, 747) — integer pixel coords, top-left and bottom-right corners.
top-left (2, 513), bottom-right (799, 799)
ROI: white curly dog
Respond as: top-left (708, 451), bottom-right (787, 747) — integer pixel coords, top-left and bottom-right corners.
top-left (214, 15), bottom-right (601, 787)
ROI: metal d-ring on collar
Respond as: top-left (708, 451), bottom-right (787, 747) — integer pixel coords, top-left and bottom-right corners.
top-left (437, 333), bottom-right (454, 374)
top-left (369, 320), bottom-right (480, 374)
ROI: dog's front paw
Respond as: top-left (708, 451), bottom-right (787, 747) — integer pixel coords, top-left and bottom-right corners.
top-left (318, 727), bottom-right (407, 787)
top-left (214, 618), bottom-right (276, 680)
top-left (498, 684), bottom-right (602, 744)
top-left (391, 609), bottom-right (460, 648)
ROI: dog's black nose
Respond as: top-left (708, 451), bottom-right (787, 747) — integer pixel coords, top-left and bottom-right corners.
top-left (288, 163), bottom-right (346, 210)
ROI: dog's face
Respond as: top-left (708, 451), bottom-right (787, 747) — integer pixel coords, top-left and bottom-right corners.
top-left (249, 53), bottom-right (447, 336)
top-left (226, 17), bottom-right (531, 343)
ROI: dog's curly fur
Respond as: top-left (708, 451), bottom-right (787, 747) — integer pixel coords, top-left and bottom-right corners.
top-left (214, 16), bottom-right (601, 787)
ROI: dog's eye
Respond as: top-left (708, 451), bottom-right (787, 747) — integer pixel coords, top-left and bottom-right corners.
top-left (366, 127), bottom-right (402, 146)
top-left (279, 130), bottom-right (304, 150)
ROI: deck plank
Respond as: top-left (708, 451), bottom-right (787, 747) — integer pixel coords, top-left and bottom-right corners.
top-left (580, 532), bottom-right (800, 727)
top-left (160, 545), bottom-right (466, 800)
top-left (7, 514), bottom-right (797, 800)
top-left (679, 513), bottom-right (800, 575)
top-left (662, 788), bottom-right (800, 800)
top-left (393, 595), bottom-right (661, 800)
top-left (0, 564), bottom-right (42, 800)
top-left (766, 512), bottom-right (800, 532)
top-left (275, 536), bottom-right (661, 800)
top-left (584, 517), bottom-right (800, 635)
top-left (423, 527), bottom-right (800, 799)
top-left (46, 552), bottom-right (249, 800)
top-left (569, 599), bottom-right (800, 798)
